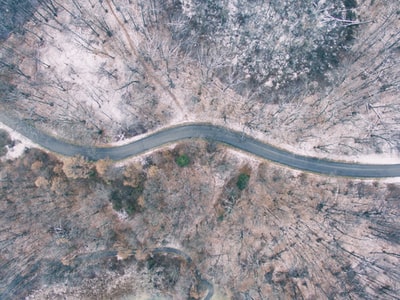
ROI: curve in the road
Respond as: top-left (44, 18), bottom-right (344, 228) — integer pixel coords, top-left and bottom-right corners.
top-left (1, 113), bottom-right (400, 178)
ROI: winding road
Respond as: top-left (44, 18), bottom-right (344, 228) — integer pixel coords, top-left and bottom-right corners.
top-left (1, 112), bottom-right (400, 178)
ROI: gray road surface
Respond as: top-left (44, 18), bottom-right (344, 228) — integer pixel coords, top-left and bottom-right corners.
top-left (1, 112), bottom-right (399, 178)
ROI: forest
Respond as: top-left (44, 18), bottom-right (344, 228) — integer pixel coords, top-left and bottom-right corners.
top-left (0, 0), bottom-right (399, 299)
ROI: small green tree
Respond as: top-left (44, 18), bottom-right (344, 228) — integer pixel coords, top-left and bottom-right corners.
top-left (237, 173), bottom-right (250, 190)
top-left (175, 154), bottom-right (190, 167)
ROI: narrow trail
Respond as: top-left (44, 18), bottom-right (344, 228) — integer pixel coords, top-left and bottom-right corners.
top-left (105, 0), bottom-right (184, 112)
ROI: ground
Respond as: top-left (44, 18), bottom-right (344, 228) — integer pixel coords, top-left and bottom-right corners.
top-left (0, 0), bottom-right (400, 299)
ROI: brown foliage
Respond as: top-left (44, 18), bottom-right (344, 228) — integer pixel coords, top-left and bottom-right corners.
top-left (62, 155), bottom-right (93, 179)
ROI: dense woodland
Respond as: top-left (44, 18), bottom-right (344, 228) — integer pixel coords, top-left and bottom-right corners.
top-left (0, 0), bottom-right (399, 155)
top-left (163, 0), bottom-right (359, 98)
top-left (0, 0), bottom-right (400, 299)
top-left (0, 133), bottom-right (400, 299)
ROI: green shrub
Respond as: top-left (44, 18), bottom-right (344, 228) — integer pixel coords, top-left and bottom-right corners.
top-left (175, 154), bottom-right (190, 167)
top-left (237, 173), bottom-right (250, 190)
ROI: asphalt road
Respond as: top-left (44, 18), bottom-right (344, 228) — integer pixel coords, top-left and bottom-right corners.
top-left (1, 112), bottom-right (400, 178)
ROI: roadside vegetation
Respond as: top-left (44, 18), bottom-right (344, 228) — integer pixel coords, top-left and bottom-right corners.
top-left (175, 153), bottom-right (190, 167)
top-left (236, 173), bottom-right (250, 190)
top-left (1, 140), bottom-right (399, 299)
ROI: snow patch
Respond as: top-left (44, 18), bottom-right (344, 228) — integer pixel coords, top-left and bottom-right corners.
top-left (0, 121), bottom-right (40, 160)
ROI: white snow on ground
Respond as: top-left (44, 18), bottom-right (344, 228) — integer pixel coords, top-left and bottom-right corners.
top-left (2, 1), bottom-right (399, 173)
top-left (381, 177), bottom-right (400, 183)
top-left (0, 121), bottom-right (42, 160)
